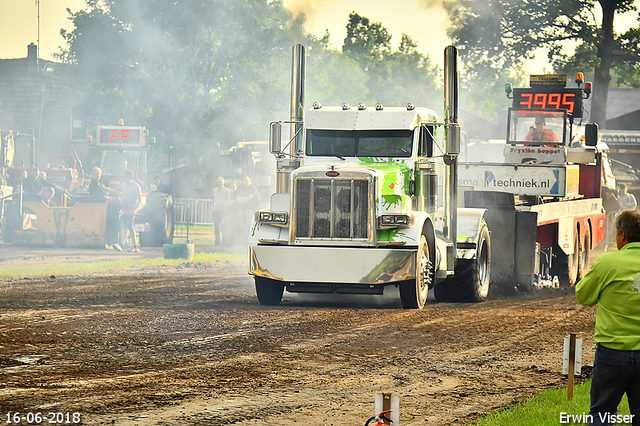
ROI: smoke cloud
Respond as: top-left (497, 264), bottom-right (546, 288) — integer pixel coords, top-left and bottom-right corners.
top-left (282, 0), bottom-right (452, 65)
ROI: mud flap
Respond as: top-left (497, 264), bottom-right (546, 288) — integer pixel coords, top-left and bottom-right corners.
top-left (514, 211), bottom-right (537, 292)
top-left (464, 191), bottom-right (537, 293)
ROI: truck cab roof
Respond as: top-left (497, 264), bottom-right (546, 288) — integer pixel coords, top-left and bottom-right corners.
top-left (305, 104), bottom-right (438, 131)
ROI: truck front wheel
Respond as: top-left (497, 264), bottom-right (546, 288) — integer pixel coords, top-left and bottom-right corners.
top-left (434, 221), bottom-right (491, 303)
top-left (255, 276), bottom-right (285, 306)
top-left (399, 235), bottom-right (432, 309)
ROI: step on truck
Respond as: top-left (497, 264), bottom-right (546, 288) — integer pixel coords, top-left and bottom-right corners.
top-left (248, 45), bottom-right (491, 308)
top-left (458, 73), bottom-right (607, 292)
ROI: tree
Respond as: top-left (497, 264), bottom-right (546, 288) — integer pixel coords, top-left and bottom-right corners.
top-left (342, 12), bottom-right (392, 69)
top-left (339, 13), bottom-right (441, 108)
top-left (445, 0), bottom-right (638, 128)
top-left (555, 25), bottom-right (640, 90)
top-left (60, 0), bottom-right (305, 174)
top-left (305, 31), bottom-right (371, 106)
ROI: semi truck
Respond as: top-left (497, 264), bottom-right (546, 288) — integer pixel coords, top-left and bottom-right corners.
top-left (248, 45), bottom-right (492, 308)
top-left (458, 74), bottom-right (607, 291)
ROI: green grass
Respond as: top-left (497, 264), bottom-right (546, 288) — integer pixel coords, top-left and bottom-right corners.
top-left (172, 224), bottom-right (217, 245)
top-left (475, 380), bottom-right (632, 425)
top-left (0, 251), bottom-right (244, 280)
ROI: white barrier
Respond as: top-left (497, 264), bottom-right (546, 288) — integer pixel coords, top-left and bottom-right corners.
top-left (173, 198), bottom-right (215, 226)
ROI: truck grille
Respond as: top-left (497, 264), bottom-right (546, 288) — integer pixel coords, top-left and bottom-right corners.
top-left (294, 178), bottom-right (370, 240)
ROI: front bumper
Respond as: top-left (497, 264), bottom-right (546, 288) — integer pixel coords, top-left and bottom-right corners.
top-left (249, 245), bottom-right (416, 284)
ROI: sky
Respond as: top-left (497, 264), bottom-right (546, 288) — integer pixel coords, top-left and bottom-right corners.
top-left (1, 0), bottom-right (639, 71)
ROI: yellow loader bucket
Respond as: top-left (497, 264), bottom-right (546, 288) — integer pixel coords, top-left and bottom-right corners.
top-left (12, 200), bottom-right (109, 247)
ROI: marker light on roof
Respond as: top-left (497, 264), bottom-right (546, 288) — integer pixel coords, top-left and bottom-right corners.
top-left (342, 102), bottom-right (350, 110)
top-left (375, 103), bottom-right (384, 111)
top-left (406, 103), bottom-right (415, 111)
top-left (357, 103), bottom-right (366, 110)
top-left (312, 101), bottom-right (322, 109)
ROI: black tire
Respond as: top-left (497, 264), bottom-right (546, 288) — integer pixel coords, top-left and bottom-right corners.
top-left (577, 225), bottom-right (591, 282)
top-left (152, 204), bottom-right (174, 244)
top-left (434, 221), bottom-right (491, 303)
top-left (139, 195), bottom-right (174, 247)
top-left (552, 229), bottom-right (579, 288)
top-left (255, 276), bottom-right (285, 306)
top-left (399, 235), bottom-right (432, 309)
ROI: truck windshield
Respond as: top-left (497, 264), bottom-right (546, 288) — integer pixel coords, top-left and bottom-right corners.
top-left (306, 130), bottom-right (413, 158)
top-left (508, 110), bottom-right (565, 145)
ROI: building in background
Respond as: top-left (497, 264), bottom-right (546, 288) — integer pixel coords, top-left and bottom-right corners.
top-left (0, 43), bottom-right (83, 168)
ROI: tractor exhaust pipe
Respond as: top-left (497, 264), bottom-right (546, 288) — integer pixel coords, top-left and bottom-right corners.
top-left (443, 45), bottom-right (460, 250)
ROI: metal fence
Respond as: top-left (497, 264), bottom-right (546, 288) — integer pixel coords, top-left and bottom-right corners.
top-left (172, 198), bottom-right (215, 242)
top-left (173, 198), bottom-right (215, 226)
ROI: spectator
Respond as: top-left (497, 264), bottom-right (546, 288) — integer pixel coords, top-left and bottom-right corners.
top-left (151, 173), bottom-right (172, 195)
top-left (575, 208), bottom-right (640, 426)
top-left (618, 183), bottom-right (637, 210)
top-left (235, 175), bottom-right (259, 210)
top-left (118, 169), bottom-right (142, 253)
top-left (88, 167), bottom-right (111, 200)
top-left (22, 168), bottom-right (41, 200)
top-left (212, 176), bottom-right (230, 245)
top-left (36, 171), bottom-right (57, 205)
top-left (88, 167), bottom-right (121, 251)
top-left (602, 186), bottom-right (621, 214)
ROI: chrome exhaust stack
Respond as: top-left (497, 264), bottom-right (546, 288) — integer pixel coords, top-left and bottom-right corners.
top-left (290, 43), bottom-right (305, 156)
top-left (275, 44), bottom-right (305, 193)
top-left (443, 45), bottom-right (460, 250)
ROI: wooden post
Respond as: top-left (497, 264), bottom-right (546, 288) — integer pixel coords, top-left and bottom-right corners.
top-left (568, 333), bottom-right (576, 400)
top-left (382, 393), bottom-right (392, 425)
top-left (375, 394), bottom-right (399, 425)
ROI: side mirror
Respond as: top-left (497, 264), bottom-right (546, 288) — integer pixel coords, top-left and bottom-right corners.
top-left (585, 123), bottom-right (598, 147)
top-left (419, 125), bottom-right (434, 157)
top-left (269, 122), bottom-right (282, 154)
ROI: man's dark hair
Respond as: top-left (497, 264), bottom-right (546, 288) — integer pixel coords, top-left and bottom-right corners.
top-left (615, 209), bottom-right (640, 243)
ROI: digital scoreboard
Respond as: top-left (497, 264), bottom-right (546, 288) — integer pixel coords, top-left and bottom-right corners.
top-left (95, 126), bottom-right (147, 148)
top-left (510, 74), bottom-right (584, 118)
top-left (512, 88), bottom-right (583, 118)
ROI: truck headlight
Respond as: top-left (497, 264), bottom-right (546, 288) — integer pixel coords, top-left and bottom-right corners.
top-left (257, 211), bottom-right (289, 226)
top-left (381, 215), bottom-right (395, 225)
top-left (379, 214), bottom-right (411, 228)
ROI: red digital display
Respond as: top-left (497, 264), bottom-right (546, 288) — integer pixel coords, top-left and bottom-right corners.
top-left (96, 126), bottom-right (146, 147)
top-left (513, 88), bottom-right (582, 118)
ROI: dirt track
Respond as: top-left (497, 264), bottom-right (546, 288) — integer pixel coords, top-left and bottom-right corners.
top-left (0, 245), bottom-right (597, 425)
